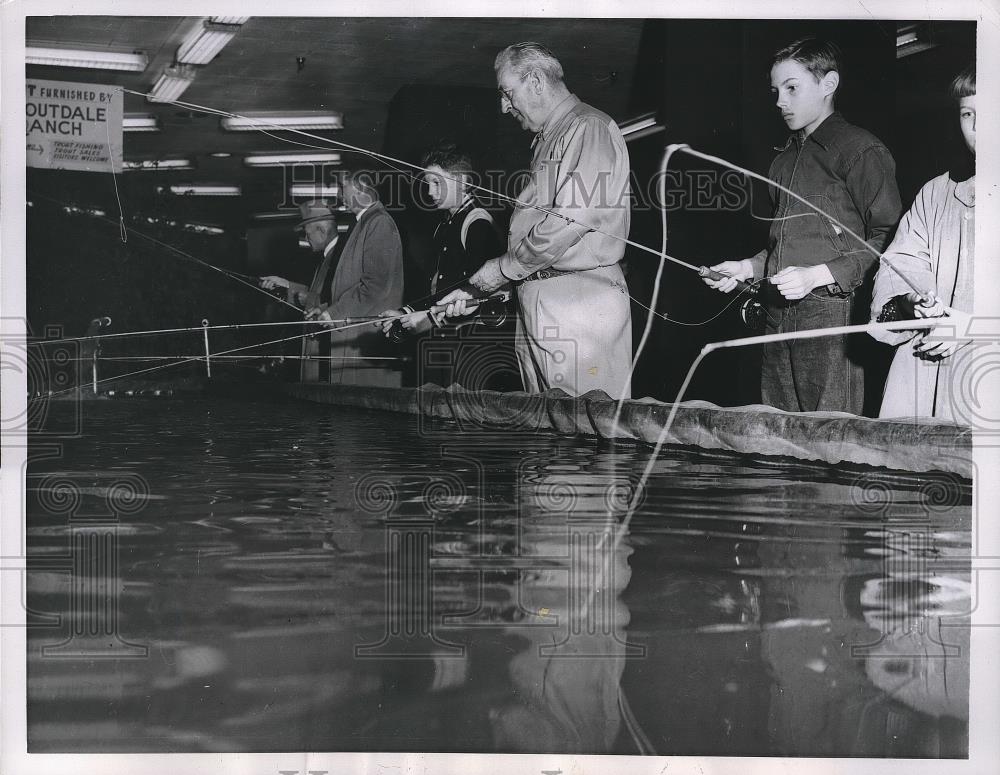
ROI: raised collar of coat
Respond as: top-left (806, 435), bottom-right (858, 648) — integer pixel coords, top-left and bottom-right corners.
top-left (954, 176), bottom-right (975, 208)
top-left (532, 93), bottom-right (580, 147)
top-left (774, 110), bottom-right (845, 152)
top-left (354, 201), bottom-right (382, 224)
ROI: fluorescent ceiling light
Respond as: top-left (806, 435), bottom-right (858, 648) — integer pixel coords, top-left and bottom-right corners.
top-left (123, 114), bottom-right (160, 132)
top-left (63, 205), bottom-right (106, 217)
top-left (211, 16), bottom-right (251, 25)
top-left (619, 114), bottom-right (658, 136)
top-left (182, 222), bottom-right (225, 235)
top-left (624, 124), bottom-right (666, 143)
top-left (122, 159), bottom-right (195, 171)
top-left (169, 184), bottom-right (241, 196)
top-left (221, 111), bottom-right (344, 132)
top-left (26, 45), bottom-right (148, 72)
top-left (148, 65), bottom-right (196, 104)
top-left (289, 184), bottom-right (339, 198)
top-left (177, 20), bottom-right (241, 65)
top-left (895, 24), bottom-right (937, 58)
top-left (244, 151), bottom-right (342, 167)
top-left (253, 211), bottom-right (300, 221)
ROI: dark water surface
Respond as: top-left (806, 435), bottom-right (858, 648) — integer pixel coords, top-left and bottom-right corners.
top-left (26, 397), bottom-right (971, 755)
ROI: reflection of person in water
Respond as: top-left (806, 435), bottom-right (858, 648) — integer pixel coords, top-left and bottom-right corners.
top-left (489, 464), bottom-right (638, 753)
top-left (853, 527), bottom-right (971, 757)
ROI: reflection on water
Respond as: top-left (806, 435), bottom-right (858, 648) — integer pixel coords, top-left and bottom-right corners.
top-left (26, 399), bottom-right (971, 755)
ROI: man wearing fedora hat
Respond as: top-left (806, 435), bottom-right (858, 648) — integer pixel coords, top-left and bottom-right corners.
top-left (260, 199), bottom-right (342, 310)
top-left (260, 199), bottom-right (345, 381)
top-left (306, 170), bottom-right (405, 386)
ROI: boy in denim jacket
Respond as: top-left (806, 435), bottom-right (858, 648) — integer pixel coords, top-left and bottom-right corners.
top-left (704, 37), bottom-right (901, 414)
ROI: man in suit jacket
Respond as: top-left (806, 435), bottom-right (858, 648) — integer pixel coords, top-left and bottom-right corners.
top-left (259, 199), bottom-right (343, 382)
top-left (307, 170), bottom-right (405, 386)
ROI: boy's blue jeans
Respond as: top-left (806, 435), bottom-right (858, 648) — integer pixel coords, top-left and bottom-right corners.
top-left (760, 293), bottom-right (865, 415)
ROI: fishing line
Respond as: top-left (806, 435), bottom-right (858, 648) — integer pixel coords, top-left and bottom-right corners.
top-left (104, 118), bottom-right (128, 243)
top-left (113, 90), bottom-right (782, 331)
top-left (56, 354), bottom-right (403, 362)
top-left (31, 326), bottom-right (341, 401)
top-left (673, 145), bottom-right (932, 299)
top-left (583, 316), bottom-right (961, 622)
top-left (118, 89), bottom-right (706, 274)
top-left (29, 192), bottom-right (302, 313)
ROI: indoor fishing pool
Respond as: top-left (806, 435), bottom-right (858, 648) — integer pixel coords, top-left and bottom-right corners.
top-left (25, 396), bottom-right (972, 756)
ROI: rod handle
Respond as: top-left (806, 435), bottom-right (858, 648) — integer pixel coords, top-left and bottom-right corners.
top-left (699, 266), bottom-right (755, 294)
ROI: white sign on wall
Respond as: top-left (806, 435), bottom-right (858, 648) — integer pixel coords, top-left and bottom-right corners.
top-left (26, 79), bottom-right (123, 172)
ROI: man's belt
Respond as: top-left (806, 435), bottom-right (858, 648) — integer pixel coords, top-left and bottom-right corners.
top-left (521, 266), bottom-right (595, 283)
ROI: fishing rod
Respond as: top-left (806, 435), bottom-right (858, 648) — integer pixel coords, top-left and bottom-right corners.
top-left (120, 91), bottom-right (733, 286)
top-left (107, 90), bottom-right (933, 333)
top-left (671, 145), bottom-right (934, 302)
top-left (30, 192), bottom-right (305, 314)
top-left (28, 325), bottom-right (371, 402)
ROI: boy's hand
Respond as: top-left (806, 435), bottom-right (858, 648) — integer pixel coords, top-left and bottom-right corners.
top-left (771, 264), bottom-right (835, 300)
top-left (702, 260), bottom-right (754, 294)
top-left (375, 308), bottom-right (404, 334)
top-left (912, 306), bottom-right (971, 361)
top-left (912, 294), bottom-right (946, 319)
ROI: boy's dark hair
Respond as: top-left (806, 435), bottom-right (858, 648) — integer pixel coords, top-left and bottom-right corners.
top-left (772, 36), bottom-right (843, 82)
top-left (421, 145), bottom-right (476, 183)
top-left (950, 63), bottom-right (976, 101)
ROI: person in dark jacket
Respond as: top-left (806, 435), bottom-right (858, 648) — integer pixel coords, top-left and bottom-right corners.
top-left (310, 170), bottom-right (405, 386)
top-left (378, 148), bottom-right (518, 390)
top-left (703, 37), bottom-right (902, 414)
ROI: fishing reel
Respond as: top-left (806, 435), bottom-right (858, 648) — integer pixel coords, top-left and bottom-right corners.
top-left (699, 266), bottom-right (765, 332)
top-left (738, 297), bottom-right (766, 331)
top-left (388, 295), bottom-right (510, 344)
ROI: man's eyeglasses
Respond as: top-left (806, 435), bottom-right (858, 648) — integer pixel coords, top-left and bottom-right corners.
top-left (497, 73), bottom-right (527, 104)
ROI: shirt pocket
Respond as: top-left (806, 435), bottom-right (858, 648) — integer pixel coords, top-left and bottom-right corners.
top-left (783, 193), bottom-right (852, 265)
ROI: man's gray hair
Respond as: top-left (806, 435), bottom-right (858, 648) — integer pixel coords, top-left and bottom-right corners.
top-left (495, 42), bottom-right (564, 85)
top-left (342, 169), bottom-right (380, 201)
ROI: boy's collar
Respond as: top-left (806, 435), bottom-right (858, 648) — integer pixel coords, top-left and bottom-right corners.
top-left (805, 111), bottom-right (844, 150)
top-left (774, 110), bottom-right (843, 151)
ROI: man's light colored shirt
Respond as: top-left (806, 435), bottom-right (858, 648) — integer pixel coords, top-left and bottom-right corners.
top-left (499, 94), bottom-right (631, 281)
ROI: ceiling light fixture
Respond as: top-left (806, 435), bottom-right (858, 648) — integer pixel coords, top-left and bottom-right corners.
top-left (244, 151), bottom-right (342, 167)
top-left (253, 211), bottom-right (300, 221)
top-left (176, 19), bottom-right (243, 65)
top-left (169, 184), bottom-right (241, 196)
top-left (618, 113), bottom-right (663, 138)
top-left (26, 45), bottom-right (148, 72)
top-left (181, 222), bottom-right (226, 235)
top-left (122, 159), bottom-right (195, 171)
top-left (148, 65), bottom-right (196, 103)
top-left (896, 23), bottom-right (938, 58)
top-left (123, 114), bottom-right (161, 132)
top-left (211, 16), bottom-right (251, 25)
top-left (289, 183), bottom-right (339, 198)
top-left (221, 111), bottom-right (344, 132)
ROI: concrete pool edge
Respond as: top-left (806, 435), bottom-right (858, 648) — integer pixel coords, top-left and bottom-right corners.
top-left (282, 383), bottom-right (972, 477)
